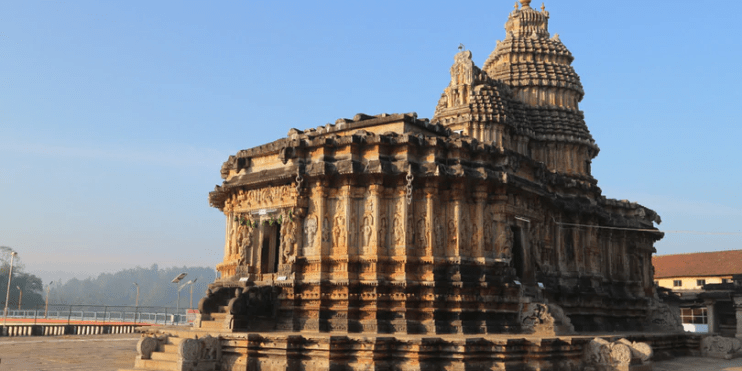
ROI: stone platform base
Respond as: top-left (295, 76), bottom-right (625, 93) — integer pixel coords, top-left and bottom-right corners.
top-left (123, 327), bottom-right (699, 371)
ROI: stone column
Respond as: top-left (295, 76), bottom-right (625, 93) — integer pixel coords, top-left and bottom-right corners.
top-left (473, 188), bottom-right (487, 259)
top-left (424, 186), bottom-right (435, 258)
top-left (224, 213), bottom-right (231, 260)
top-left (705, 299), bottom-right (717, 334)
top-left (453, 192), bottom-right (462, 258)
top-left (733, 295), bottom-right (742, 339)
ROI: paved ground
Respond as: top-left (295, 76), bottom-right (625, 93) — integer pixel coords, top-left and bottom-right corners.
top-left (0, 334), bottom-right (139, 371)
top-left (653, 356), bottom-right (742, 371)
top-left (3, 334), bottom-right (742, 371)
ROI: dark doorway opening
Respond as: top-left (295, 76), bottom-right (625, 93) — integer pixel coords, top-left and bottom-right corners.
top-left (260, 223), bottom-right (281, 274)
top-left (511, 226), bottom-right (524, 279)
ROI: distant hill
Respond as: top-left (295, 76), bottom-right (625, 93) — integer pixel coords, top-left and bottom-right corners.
top-left (47, 264), bottom-right (215, 308)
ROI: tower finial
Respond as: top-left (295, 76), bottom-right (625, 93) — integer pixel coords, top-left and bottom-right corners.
top-left (458, 43), bottom-right (464, 52)
top-left (520, 0), bottom-right (532, 8)
top-left (514, 1), bottom-right (519, 10)
top-left (541, 2), bottom-right (546, 12)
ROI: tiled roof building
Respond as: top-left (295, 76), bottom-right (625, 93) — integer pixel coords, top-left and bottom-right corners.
top-left (653, 250), bottom-right (742, 335)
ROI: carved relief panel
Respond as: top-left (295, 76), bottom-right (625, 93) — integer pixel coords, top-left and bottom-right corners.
top-left (361, 196), bottom-right (375, 255)
top-left (230, 185), bottom-right (296, 213)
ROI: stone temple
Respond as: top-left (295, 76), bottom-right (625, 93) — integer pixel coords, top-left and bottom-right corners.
top-left (126, 2), bottom-right (694, 371)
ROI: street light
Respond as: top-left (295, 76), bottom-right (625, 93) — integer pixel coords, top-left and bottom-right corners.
top-left (177, 279), bottom-right (193, 323)
top-left (188, 278), bottom-right (198, 309)
top-left (172, 273), bottom-right (187, 324)
top-left (3, 251), bottom-right (18, 325)
top-left (133, 282), bottom-right (140, 307)
top-left (16, 285), bottom-right (22, 310)
top-left (45, 281), bottom-right (52, 318)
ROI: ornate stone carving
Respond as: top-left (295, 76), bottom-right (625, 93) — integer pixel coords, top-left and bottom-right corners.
top-left (304, 216), bottom-right (318, 252)
top-left (231, 185), bottom-right (296, 212)
top-left (644, 298), bottom-right (683, 333)
top-left (447, 219), bottom-right (457, 252)
top-left (333, 214), bottom-right (345, 247)
top-left (136, 335), bottom-right (166, 360)
top-left (416, 211), bottom-right (427, 251)
top-left (378, 216), bottom-right (388, 252)
top-left (393, 213), bottom-right (403, 245)
top-left (177, 335), bottom-right (222, 370)
top-left (520, 302), bottom-right (573, 335)
top-left (321, 216), bottom-right (331, 243)
top-left (701, 335), bottom-right (742, 359)
top-left (495, 226), bottom-right (513, 259)
top-left (583, 338), bottom-right (652, 370)
top-left (433, 216), bottom-right (444, 254)
top-left (362, 215), bottom-right (373, 251)
top-left (280, 214), bottom-right (297, 264)
top-left (238, 222), bottom-right (254, 265)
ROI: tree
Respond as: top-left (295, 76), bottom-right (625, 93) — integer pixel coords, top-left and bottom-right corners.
top-left (0, 246), bottom-right (44, 309)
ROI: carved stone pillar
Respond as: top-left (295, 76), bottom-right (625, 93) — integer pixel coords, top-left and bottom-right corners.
top-left (705, 299), bottom-right (717, 334)
top-left (451, 184), bottom-right (464, 258)
top-left (733, 295), bottom-right (742, 339)
top-left (424, 186), bottom-right (436, 258)
top-left (315, 183), bottom-right (329, 281)
top-left (473, 188), bottom-right (487, 259)
top-left (224, 213), bottom-right (233, 261)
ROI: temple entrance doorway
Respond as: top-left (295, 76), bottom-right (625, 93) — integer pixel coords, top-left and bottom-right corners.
top-left (260, 222), bottom-right (281, 274)
top-left (512, 226), bottom-right (524, 279)
top-left (512, 225), bottom-right (535, 284)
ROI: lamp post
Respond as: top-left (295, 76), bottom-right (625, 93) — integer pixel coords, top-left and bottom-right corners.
top-left (171, 273), bottom-right (187, 324)
top-left (45, 281), bottom-right (52, 318)
top-left (189, 278), bottom-right (198, 309)
top-left (177, 280), bottom-right (193, 323)
top-left (16, 285), bottom-right (22, 310)
top-left (133, 282), bottom-right (140, 307)
top-left (3, 251), bottom-right (17, 325)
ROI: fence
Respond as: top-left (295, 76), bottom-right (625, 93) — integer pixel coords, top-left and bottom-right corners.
top-left (2, 304), bottom-right (196, 326)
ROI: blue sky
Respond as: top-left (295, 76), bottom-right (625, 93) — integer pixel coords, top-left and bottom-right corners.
top-left (1, 1), bottom-right (740, 283)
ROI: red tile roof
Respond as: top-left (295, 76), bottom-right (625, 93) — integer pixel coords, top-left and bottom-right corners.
top-left (653, 250), bottom-right (742, 278)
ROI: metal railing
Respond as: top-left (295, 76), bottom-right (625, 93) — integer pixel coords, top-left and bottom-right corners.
top-left (3, 304), bottom-right (195, 326)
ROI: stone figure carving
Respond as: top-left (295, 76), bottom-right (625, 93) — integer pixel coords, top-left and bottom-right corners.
top-left (233, 185), bottom-right (294, 211)
top-left (519, 303), bottom-right (576, 335)
top-left (239, 224), bottom-right (253, 265)
top-left (470, 222), bottom-right (480, 256)
top-left (496, 226), bottom-right (513, 259)
top-left (333, 214), bottom-right (346, 248)
top-left (521, 303), bottom-right (552, 328)
top-left (460, 215), bottom-right (471, 255)
top-left (177, 335), bottom-right (222, 367)
top-left (349, 216), bottom-right (357, 248)
top-left (378, 216), bottom-right (387, 250)
top-left (583, 338), bottom-right (652, 370)
top-left (434, 217), bottom-right (444, 253)
top-left (304, 216), bottom-right (318, 251)
top-left (321, 217), bottom-right (330, 243)
top-left (416, 214), bottom-right (427, 249)
top-left (448, 219), bottom-right (457, 249)
top-left (393, 214), bottom-right (403, 245)
top-left (483, 218), bottom-right (495, 253)
top-left (362, 215), bottom-right (373, 249)
top-left (281, 218), bottom-right (296, 264)
top-left (228, 221), bottom-right (238, 256)
top-left (701, 335), bottom-right (742, 359)
top-left (645, 298), bottom-right (683, 333)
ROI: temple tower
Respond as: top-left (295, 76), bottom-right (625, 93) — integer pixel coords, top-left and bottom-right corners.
top-left (433, 0), bottom-right (598, 177)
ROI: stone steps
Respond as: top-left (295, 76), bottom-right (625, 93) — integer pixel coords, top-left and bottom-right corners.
top-left (120, 334), bottom-right (186, 371)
